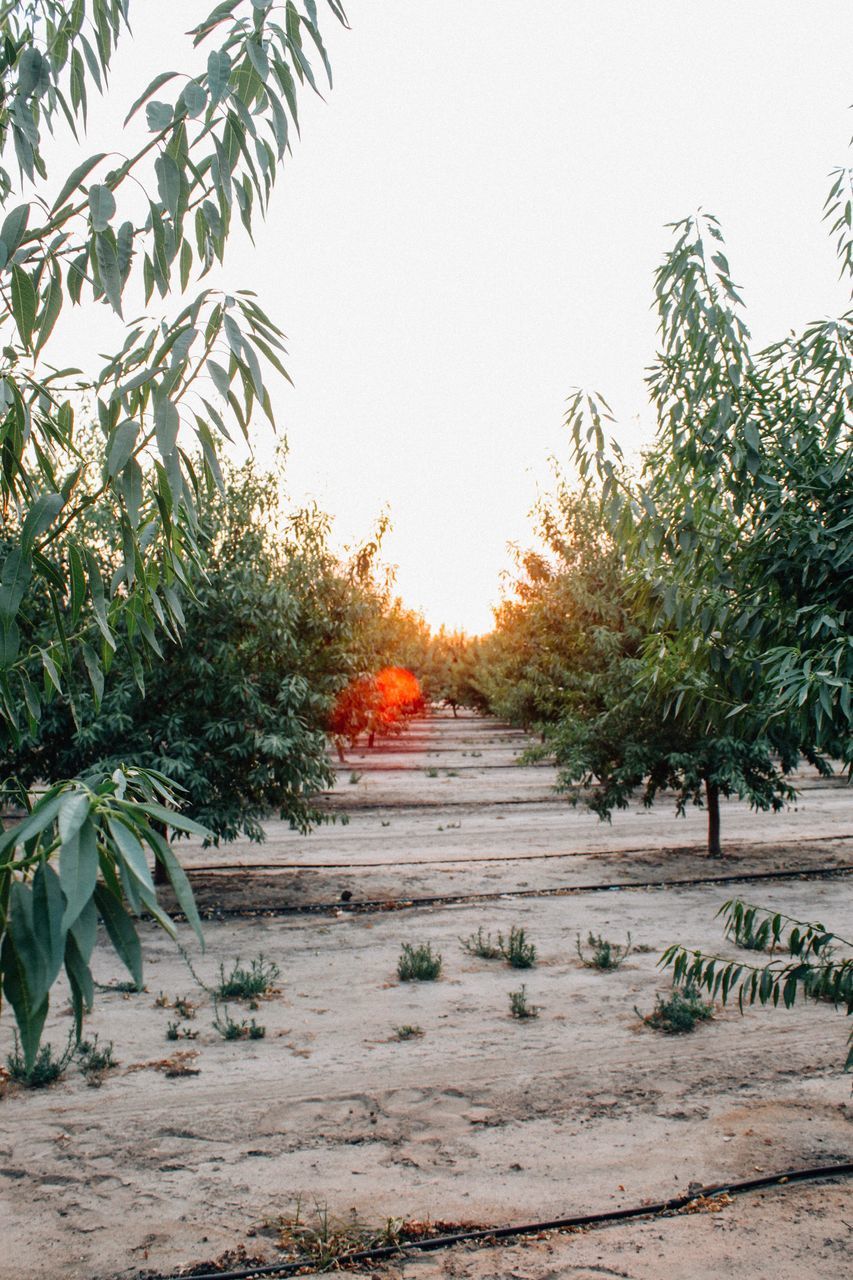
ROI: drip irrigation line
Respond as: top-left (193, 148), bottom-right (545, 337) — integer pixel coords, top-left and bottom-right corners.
top-left (157, 1161), bottom-right (853, 1280)
top-left (190, 862), bottom-right (853, 921)
top-left (184, 832), bottom-right (853, 874)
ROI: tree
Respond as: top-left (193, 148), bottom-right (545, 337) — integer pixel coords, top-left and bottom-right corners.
top-left (5, 458), bottom-right (354, 846)
top-left (474, 481), bottom-right (801, 854)
top-left (0, 0), bottom-right (347, 1067)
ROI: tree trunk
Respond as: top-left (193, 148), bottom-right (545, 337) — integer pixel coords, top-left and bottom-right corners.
top-left (705, 778), bottom-right (722, 857)
top-left (153, 818), bottom-right (169, 885)
top-left (368, 731), bottom-right (375, 748)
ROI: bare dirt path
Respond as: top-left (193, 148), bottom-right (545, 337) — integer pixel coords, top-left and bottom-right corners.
top-left (1, 711), bottom-right (851, 1279)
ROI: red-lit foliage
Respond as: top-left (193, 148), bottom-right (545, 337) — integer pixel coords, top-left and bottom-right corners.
top-left (329, 666), bottom-right (424, 755)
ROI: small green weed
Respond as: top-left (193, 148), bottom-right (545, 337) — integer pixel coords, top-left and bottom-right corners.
top-left (509, 986), bottom-right (539, 1019)
top-left (576, 931), bottom-right (632, 971)
top-left (7, 1034), bottom-right (75, 1089)
top-left (397, 943), bottom-right (442, 982)
top-left (216, 955), bottom-right (280, 1001)
top-left (460, 927), bottom-right (502, 959)
top-left (213, 1007), bottom-right (267, 1040)
top-left (173, 996), bottom-right (196, 1020)
top-left (94, 979), bottom-right (143, 993)
top-left (394, 1025), bottom-right (424, 1040)
top-left (76, 1035), bottom-right (116, 1085)
top-left (501, 926), bottom-right (536, 969)
top-left (460, 925), bottom-right (536, 967)
top-left (167, 1021), bottom-right (199, 1041)
top-left (638, 984), bottom-right (714, 1034)
top-left (425, 768), bottom-right (439, 778)
top-left (348, 771), bottom-right (362, 785)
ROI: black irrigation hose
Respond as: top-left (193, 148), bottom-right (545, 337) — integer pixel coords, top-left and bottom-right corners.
top-left (185, 832), bottom-right (853, 874)
top-left (191, 862), bottom-right (853, 921)
top-left (157, 1162), bottom-right (853, 1280)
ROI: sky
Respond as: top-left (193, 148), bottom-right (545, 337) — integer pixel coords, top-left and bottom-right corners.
top-left (45, 1), bottom-right (853, 634)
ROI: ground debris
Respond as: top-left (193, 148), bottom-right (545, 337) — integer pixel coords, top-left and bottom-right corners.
top-left (125, 1050), bottom-right (200, 1078)
top-left (679, 1191), bottom-right (734, 1215)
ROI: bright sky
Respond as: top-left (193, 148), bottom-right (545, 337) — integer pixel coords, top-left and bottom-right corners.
top-left (45, 1), bottom-right (852, 634)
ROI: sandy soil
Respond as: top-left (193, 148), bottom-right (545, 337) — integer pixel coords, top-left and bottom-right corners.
top-left (1, 712), bottom-right (851, 1280)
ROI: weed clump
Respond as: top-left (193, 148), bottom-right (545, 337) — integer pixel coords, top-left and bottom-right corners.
top-left (6, 1035), bottom-right (75, 1089)
top-left (397, 943), bottom-right (442, 982)
top-left (213, 1007), bottom-right (267, 1040)
top-left (460, 925), bottom-right (536, 968)
top-left (509, 986), bottom-right (539, 1019)
top-left (576, 932), bottom-right (632, 971)
top-left (216, 956), bottom-right (280, 1002)
top-left (394, 1025), bottom-right (424, 1041)
top-left (167, 1021), bottom-right (199, 1042)
top-left (638, 984), bottom-right (714, 1034)
top-left (460, 927), bottom-right (502, 959)
top-left (501, 926), bottom-right (536, 969)
top-left (76, 1035), bottom-right (117, 1086)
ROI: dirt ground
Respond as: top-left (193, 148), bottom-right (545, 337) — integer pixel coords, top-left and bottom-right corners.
top-left (1, 711), bottom-right (851, 1280)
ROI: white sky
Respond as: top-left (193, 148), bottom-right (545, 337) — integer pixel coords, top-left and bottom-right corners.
top-left (44, 1), bottom-right (853, 634)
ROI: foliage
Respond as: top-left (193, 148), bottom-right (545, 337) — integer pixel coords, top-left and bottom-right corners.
top-left (393, 1024), bottom-right (423, 1040)
top-left (0, 0), bottom-right (347, 1067)
top-left (460, 926), bottom-right (502, 959)
top-left (76, 1032), bottom-right (116, 1083)
top-left (508, 985), bottom-right (538, 1019)
top-left (7, 459), bottom-right (361, 843)
top-left (0, 770), bottom-right (205, 1067)
top-left (638, 983), bottom-right (714, 1034)
top-left (6, 1028), bottom-right (75, 1086)
top-left (568, 200), bottom-right (853, 777)
top-left (576, 931), bottom-right (632, 971)
top-left (213, 1005), bottom-right (265, 1040)
top-left (166, 1019), bottom-right (198, 1041)
top-left (216, 953), bottom-right (279, 1000)
top-left (500, 925), bottom-right (536, 969)
top-left (396, 942), bottom-right (442, 982)
top-left (662, 898), bottom-right (853, 1066)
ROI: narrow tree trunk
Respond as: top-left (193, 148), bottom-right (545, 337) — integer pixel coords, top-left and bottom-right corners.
top-left (705, 778), bottom-right (722, 857)
top-left (153, 818), bottom-right (169, 885)
top-left (368, 731), bottom-right (375, 748)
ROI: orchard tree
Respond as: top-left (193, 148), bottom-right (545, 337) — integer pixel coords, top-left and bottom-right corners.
top-left (0, 0), bottom-right (346, 1067)
top-left (5, 458), bottom-right (356, 847)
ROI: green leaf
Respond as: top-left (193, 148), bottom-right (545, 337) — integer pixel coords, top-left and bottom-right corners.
top-left (105, 419), bottom-right (139, 478)
top-left (60, 815), bottom-right (99, 931)
top-left (181, 81), bottom-right (208, 117)
top-left (207, 50), bottom-right (232, 106)
top-left (106, 816), bottom-right (155, 894)
top-left (145, 100), bottom-right (173, 132)
top-left (32, 861), bottom-right (66, 990)
top-left (94, 884), bottom-right (143, 988)
top-left (0, 549), bottom-right (32, 622)
top-left (155, 153), bottom-right (181, 220)
top-left (148, 829), bottom-right (204, 949)
top-left (81, 641), bottom-right (104, 706)
top-left (10, 264), bottom-right (37, 347)
top-left (6, 881), bottom-right (49, 1007)
top-left (88, 183), bottom-right (116, 231)
top-left (21, 492), bottom-right (63, 556)
top-left (64, 930), bottom-right (94, 1037)
top-left (95, 229), bottom-right (123, 313)
top-left (1, 931), bottom-right (49, 1070)
top-left (124, 71), bottom-right (179, 125)
top-left (1, 204), bottom-right (30, 258)
top-left (51, 153), bottom-right (107, 213)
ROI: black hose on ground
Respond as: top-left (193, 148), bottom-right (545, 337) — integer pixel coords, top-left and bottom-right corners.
top-left (155, 1161), bottom-right (853, 1280)
top-left (187, 862), bottom-right (853, 921)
